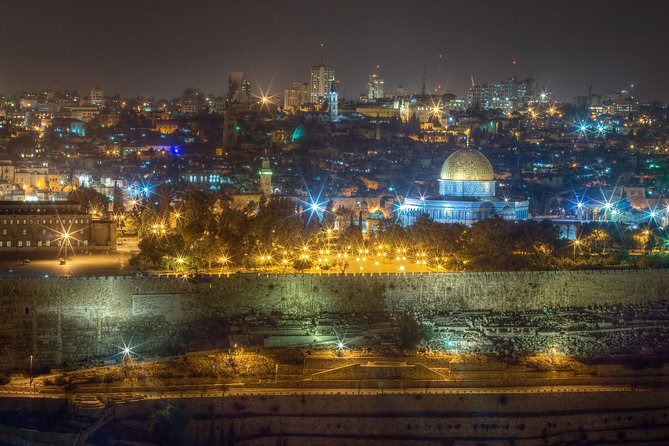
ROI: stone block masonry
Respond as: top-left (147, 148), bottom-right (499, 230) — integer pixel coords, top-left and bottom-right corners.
top-left (0, 269), bottom-right (667, 369)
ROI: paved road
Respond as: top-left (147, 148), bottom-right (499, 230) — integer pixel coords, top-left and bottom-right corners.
top-left (0, 384), bottom-right (652, 403)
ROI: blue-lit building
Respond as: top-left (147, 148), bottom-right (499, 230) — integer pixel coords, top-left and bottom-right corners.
top-left (399, 148), bottom-right (529, 226)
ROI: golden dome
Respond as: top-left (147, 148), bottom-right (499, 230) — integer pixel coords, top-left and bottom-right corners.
top-left (440, 148), bottom-right (494, 181)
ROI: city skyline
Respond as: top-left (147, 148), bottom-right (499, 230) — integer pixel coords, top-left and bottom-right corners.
top-left (1, 0), bottom-right (668, 101)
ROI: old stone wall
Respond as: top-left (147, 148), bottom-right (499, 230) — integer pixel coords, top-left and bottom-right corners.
top-left (0, 269), bottom-right (667, 369)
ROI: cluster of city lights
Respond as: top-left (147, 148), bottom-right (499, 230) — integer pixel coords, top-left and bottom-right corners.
top-left (168, 240), bottom-right (468, 274)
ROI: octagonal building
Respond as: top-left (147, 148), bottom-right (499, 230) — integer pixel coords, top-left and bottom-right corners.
top-left (399, 148), bottom-right (529, 226)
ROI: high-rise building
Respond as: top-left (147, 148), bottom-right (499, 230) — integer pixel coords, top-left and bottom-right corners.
top-left (367, 73), bottom-right (385, 101)
top-left (90, 87), bottom-right (104, 106)
top-left (309, 64), bottom-right (335, 104)
top-left (181, 88), bottom-right (206, 114)
top-left (283, 82), bottom-right (309, 113)
top-left (228, 72), bottom-right (251, 105)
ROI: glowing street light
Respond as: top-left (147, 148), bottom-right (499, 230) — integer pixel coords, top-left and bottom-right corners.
top-left (118, 339), bottom-right (136, 363)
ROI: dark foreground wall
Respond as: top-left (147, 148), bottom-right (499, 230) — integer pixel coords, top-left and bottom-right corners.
top-left (0, 269), bottom-right (667, 369)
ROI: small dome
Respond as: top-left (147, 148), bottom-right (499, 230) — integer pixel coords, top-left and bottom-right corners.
top-left (440, 148), bottom-right (494, 181)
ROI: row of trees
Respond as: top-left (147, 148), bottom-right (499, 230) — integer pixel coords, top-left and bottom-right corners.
top-left (129, 190), bottom-right (669, 272)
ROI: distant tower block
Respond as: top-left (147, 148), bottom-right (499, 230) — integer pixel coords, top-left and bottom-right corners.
top-left (309, 64), bottom-right (335, 103)
top-left (90, 87), bottom-right (104, 106)
top-left (259, 155), bottom-right (273, 196)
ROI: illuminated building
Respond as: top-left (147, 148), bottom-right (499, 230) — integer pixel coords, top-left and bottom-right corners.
top-left (367, 73), bottom-right (385, 101)
top-left (399, 148), bottom-right (529, 226)
top-left (283, 81), bottom-right (309, 113)
top-left (309, 64), bottom-right (335, 104)
top-left (64, 104), bottom-right (99, 122)
top-left (0, 201), bottom-right (116, 250)
top-left (467, 77), bottom-right (536, 111)
top-left (154, 119), bottom-right (179, 135)
top-left (90, 87), bottom-right (104, 106)
top-left (181, 88), bottom-right (206, 115)
top-left (228, 71), bottom-right (252, 104)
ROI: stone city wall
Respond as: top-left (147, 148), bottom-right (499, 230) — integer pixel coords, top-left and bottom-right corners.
top-left (0, 269), bottom-right (667, 369)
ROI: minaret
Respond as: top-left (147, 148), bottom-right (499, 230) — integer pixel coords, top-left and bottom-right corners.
top-left (328, 80), bottom-right (338, 121)
top-left (259, 149), bottom-right (273, 196)
top-left (421, 62), bottom-right (426, 97)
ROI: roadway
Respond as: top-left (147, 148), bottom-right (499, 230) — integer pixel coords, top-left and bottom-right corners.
top-left (0, 383), bottom-right (654, 404)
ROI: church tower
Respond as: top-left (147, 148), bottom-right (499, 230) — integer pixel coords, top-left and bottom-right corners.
top-left (328, 80), bottom-right (338, 121)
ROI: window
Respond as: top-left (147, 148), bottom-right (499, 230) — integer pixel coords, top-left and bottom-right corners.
top-left (26, 240), bottom-right (30, 247)
top-left (22, 219), bottom-right (26, 224)
top-left (42, 229), bottom-right (46, 236)
top-left (42, 219), bottom-right (46, 224)
top-left (18, 240), bottom-right (22, 247)
top-left (49, 219), bottom-right (52, 224)
top-left (2, 229), bottom-right (6, 235)
top-left (75, 219), bottom-right (78, 224)
top-left (6, 241), bottom-right (11, 247)
top-left (22, 229), bottom-right (26, 235)
top-left (45, 240), bottom-right (50, 247)
top-left (0, 241), bottom-right (3, 247)
top-left (38, 240), bottom-right (42, 247)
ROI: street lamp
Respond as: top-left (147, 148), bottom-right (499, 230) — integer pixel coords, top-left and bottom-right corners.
top-left (62, 232), bottom-right (70, 261)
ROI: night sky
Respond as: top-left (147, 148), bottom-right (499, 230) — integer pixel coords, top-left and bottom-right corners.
top-left (1, 0), bottom-right (668, 101)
